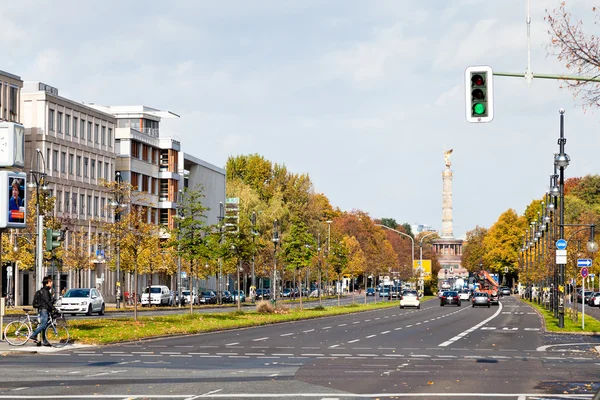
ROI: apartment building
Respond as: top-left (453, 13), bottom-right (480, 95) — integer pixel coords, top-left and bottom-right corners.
top-left (0, 69), bottom-right (23, 123)
top-left (20, 82), bottom-right (117, 304)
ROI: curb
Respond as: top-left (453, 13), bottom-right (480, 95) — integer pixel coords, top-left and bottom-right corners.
top-left (519, 297), bottom-right (600, 336)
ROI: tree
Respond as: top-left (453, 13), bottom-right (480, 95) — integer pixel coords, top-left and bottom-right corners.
top-left (461, 226), bottom-right (488, 272)
top-left (546, 3), bottom-right (600, 109)
top-left (482, 209), bottom-right (525, 276)
top-left (380, 218), bottom-right (398, 230)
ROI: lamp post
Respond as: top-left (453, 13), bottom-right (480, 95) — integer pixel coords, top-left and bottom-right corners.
top-left (326, 220), bottom-right (332, 299)
top-left (109, 171), bottom-right (124, 308)
top-left (555, 109), bottom-right (570, 328)
top-left (418, 232), bottom-right (438, 294)
top-left (272, 219), bottom-right (280, 304)
top-left (251, 211), bottom-right (257, 294)
top-left (28, 148), bottom-right (49, 290)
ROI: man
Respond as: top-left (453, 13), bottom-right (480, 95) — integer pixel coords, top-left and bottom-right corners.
top-left (30, 276), bottom-right (54, 346)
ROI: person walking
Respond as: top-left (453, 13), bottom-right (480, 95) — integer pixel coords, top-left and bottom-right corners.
top-left (30, 276), bottom-right (54, 347)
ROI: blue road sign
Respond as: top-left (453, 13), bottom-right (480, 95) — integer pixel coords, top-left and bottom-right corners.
top-left (556, 239), bottom-right (567, 250)
top-left (577, 259), bottom-right (592, 267)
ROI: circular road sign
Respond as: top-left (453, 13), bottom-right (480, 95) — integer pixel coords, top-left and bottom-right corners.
top-left (556, 239), bottom-right (568, 250)
top-left (581, 267), bottom-right (589, 278)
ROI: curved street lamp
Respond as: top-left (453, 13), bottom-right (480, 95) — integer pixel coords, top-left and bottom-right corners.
top-left (109, 171), bottom-right (124, 308)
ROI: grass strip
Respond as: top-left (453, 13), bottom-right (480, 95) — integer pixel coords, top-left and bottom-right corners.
top-left (523, 299), bottom-right (600, 333)
top-left (67, 298), bottom-right (433, 345)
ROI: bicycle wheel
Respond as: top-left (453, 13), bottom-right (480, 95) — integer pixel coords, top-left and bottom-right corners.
top-left (4, 320), bottom-right (32, 346)
top-left (45, 320), bottom-right (69, 348)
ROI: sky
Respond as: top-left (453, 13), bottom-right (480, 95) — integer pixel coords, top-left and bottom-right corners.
top-left (3, 0), bottom-right (600, 239)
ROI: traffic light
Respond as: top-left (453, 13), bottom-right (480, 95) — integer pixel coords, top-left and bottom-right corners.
top-left (224, 197), bottom-right (240, 235)
top-left (46, 228), bottom-right (62, 251)
top-left (465, 65), bottom-right (494, 123)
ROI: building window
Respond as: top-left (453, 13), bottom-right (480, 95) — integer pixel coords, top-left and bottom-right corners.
top-left (57, 112), bottom-right (63, 133)
top-left (131, 172), bottom-right (139, 190)
top-left (46, 148), bottom-right (51, 170)
top-left (53, 150), bottom-right (59, 171)
top-left (48, 109), bottom-right (55, 131)
top-left (108, 128), bottom-right (113, 147)
top-left (80, 119), bottom-right (85, 138)
top-left (76, 155), bottom-right (81, 176)
top-left (101, 197), bottom-right (106, 217)
top-left (69, 154), bottom-right (74, 174)
top-left (101, 126), bottom-right (106, 145)
top-left (73, 117), bottom-right (78, 137)
top-left (98, 161), bottom-right (102, 179)
top-left (131, 141), bottom-right (140, 159)
top-left (65, 191), bottom-right (70, 213)
top-left (61, 152), bottom-right (66, 173)
top-left (160, 209), bottom-right (169, 226)
top-left (80, 194), bottom-right (85, 215)
top-left (87, 121), bottom-right (92, 141)
top-left (91, 159), bottom-right (96, 179)
top-left (57, 190), bottom-right (62, 212)
top-left (87, 195), bottom-right (92, 216)
top-left (9, 86), bottom-right (17, 120)
top-left (94, 196), bottom-right (98, 217)
top-left (94, 124), bottom-right (99, 143)
top-left (73, 193), bottom-right (78, 214)
top-left (83, 157), bottom-right (88, 178)
top-left (104, 163), bottom-right (109, 180)
top-left (65, 115), bottom-right (70, 135)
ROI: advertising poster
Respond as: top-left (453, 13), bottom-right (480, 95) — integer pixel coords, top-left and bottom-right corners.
top-left (8, 176), bottom-right (25, 224)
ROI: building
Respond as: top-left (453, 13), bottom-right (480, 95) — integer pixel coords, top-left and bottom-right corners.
top-left (19, 81), bottom-right (117, 305)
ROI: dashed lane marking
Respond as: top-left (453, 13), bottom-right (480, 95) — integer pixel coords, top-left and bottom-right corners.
top-left (439, 301), bottom-right (503, 347)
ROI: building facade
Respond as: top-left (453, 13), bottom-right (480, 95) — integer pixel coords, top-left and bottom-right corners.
top-left (0, 69), bottom-right (23, 123)
top-left (19, 82), bottom-right (117, 305)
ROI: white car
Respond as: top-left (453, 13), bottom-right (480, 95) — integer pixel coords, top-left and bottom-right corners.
top-left (56, 288), bottom-right (105, 316)
top-left (459, 290), bottom-right (471, 301)
top-left (399, 290), bottom-right (420, 309)
top-left (141, 285), bottom-right (172, 306)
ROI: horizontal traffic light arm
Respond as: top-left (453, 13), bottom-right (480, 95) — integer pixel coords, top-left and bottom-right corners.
top-left (494, 71), bottom-right (600, 82)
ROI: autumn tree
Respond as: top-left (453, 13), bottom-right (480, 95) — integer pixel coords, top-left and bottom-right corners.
top-left (482, 209), bottom-right (525, 279)
top-left (546, 3), bottom-right (600, 109)
top-left (461, 226), bottom-right (488, 272)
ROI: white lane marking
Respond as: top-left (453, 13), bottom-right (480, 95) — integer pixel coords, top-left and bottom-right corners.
top-left (11, 388), bottom-right (29, 391)
top-left (301, 354), bottom-right (324, 357)
top-left (352, 321), bottom-right (360, 324)
top-left (253, 337), bottom-right (269, 341)
top-left (225, 342), bottom-right (239, 346)
top-left (366, 335), bottom-right (376, 339)
top-left (536, 342), bottom-right (599, 352)
top-left (303, 329), bottom-right (315, 333)
top-left (406, 324), bottom-right (413, 327)
top-left (381, 331), bottom-right (390, 335)
top-left (322, 326), bottom-right (332, 329)
top-left (280, 333), bottom-right (294, 336)
top-left (338, 323), bottom-right (347, 326)
top-left (348, 339), bottom-right (360, 343)
top-left (439, 301), bottom-right (503, 347)
top-left (481, 327), bottom-right (496, 330)
top-left (329, 344), bottom-right (340, 348)
top-left (502, 327), bottom-right (518, 331)
top-left (272, 353), bottom-right (293, 356)
top-left (394, 327), bottom-right (402, 330)
top-left (524, 328), bottom-right (540, 331)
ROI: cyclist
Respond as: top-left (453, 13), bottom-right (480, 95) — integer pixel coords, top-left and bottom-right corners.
top-left (29, 276), bottom-right (54, 347)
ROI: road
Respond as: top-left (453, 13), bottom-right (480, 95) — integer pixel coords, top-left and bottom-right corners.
top-left (0, 296), bottom-right (599, 399)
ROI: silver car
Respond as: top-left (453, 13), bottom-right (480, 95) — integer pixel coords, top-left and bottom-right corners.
top-left (57, 288), bottom-right (105, 316)
top-left (472, 292), bottom-right (491, 308)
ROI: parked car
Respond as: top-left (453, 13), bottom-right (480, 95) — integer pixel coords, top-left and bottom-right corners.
top-left (379, 288), bottom-right (390, 298)
top-left (588, 292), bottom-right (600, 307)
top-left (472, 292), bottom-right (491, 308)
top-left (141, 285), bottom-right (172, 306)
top-left (440, 291), bottom-right (461, 307)
top-left (56, 288), bottom-right (105, 316)
top-left (255, 289), bottom-right (271, 300)
top-left (232, 290), bottom-right (246, 302)
top-left (198, 291), bottom-right (217, 304)
top-left (399, 290), bottom-right (420, 309)
top-left (366, 288), bottom-right (376, 296)
top-left (182, 290), bottom-right (197, 305)
top-left (221, 291), bottom-right (234, 303)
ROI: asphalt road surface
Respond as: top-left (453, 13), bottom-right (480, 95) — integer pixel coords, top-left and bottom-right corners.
top-left (1, 296), bottom-right (599, 400)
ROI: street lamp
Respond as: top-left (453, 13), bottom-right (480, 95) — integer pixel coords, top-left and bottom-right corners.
top-left (28, 148), bottom-right (49, 290)
top-left (251, 211), bottom-right (257, 294)
top-left (555, 108), bottom-right (569, 328)
top-left (326, 220), bottom-right (332, 299)
top-left (109, 171), bottom-right (124, 308)
top-left (419, 232), bottom-right (437, 295)
top-left (272, 219), bottom-right (280, 304)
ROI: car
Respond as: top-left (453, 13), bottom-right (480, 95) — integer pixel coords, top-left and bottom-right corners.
top-left (588, 292), bottom-right (600, 307)
top-left (221, 291), bottom-right (234, 303)
top-left (399, 290), bottom-right (420, 309)
top-left (500, 287), bottom-right (511, 296)
top-left (182, 290), bottom-right (197, 305)
top-left (56, 288), bottom-right (105, 316)
top-left (255, 289), bottom-right (271, 300)
top-left (440, 291), bottom-right (461, 306)
top-left (458, 290), bottom-right (471, 301)
top-left (198, 291), bottom-right (217, 304)
top-left (366, 288), bottom-right (376, 296)
top-left (232, 290), bottom-right (246, 303)
top-left (379, 288), bottom-right (390, 298)
top-left (141, 285), bottom-right (172, 306)
top-left (472, 292), bottom-right (491, 308)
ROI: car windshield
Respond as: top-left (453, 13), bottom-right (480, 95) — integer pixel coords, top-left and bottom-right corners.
top-left (475, 293), bottom-right (488, 297)
top-left (144, 287), bottom-right (162, 294)
top-left (182, 291), bottom-right (191, 296)
top-left (403, 291), bottom-right (418, 296)
top-left (201, 292), bottom-right (213, 296)
top-left (64, 289), bottom-right (90, 298)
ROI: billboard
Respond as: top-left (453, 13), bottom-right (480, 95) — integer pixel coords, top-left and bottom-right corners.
top-left (413, 259), bottom-right (432, 279)
top-left (0, 171), bottom-right (27, 229)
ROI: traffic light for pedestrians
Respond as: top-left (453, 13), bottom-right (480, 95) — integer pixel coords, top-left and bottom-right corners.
top-left (46, 228), bottom-right (62, 251)
top-left (465, 65), bottom-right (494, 123)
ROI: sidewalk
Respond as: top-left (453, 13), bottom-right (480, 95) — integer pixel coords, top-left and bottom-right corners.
top-left (0, 340), bottom-right (94, 355)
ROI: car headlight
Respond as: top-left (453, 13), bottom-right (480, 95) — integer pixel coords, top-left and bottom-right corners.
top-left (82, 301), bottom-right (88, 305)
top-left (55, 300), bottom-right (62, 307)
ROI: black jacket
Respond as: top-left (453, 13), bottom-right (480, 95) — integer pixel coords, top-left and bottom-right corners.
top-left (39, 286), bottom-right (54, 311)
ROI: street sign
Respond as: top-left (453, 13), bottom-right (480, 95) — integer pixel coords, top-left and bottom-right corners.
top-left (581, 267), bottom-right (589, 278)
top-left (7, 266), bottom-right (12, 275)
top-left (577, 259), bottom-right (592, 267)
top-left (556, 239), bottom-right (567, 250)
top-left (556, 252), bottom-right (567, 264)
top-left (590, 274), bottom-right (596, 278)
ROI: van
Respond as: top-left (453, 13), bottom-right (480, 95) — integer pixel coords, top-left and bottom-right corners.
top-left (141, 285), bottom-right (172, 306)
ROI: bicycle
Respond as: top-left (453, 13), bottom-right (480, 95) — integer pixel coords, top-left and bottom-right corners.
top-left (4, 308), bottom-right (70, 348)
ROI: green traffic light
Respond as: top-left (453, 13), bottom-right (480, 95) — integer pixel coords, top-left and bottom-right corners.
top-left (473, 103), bottom-right (485, 115)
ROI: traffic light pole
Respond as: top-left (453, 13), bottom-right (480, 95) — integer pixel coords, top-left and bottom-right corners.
top-left (494, 71), bottom-right (600, 83)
